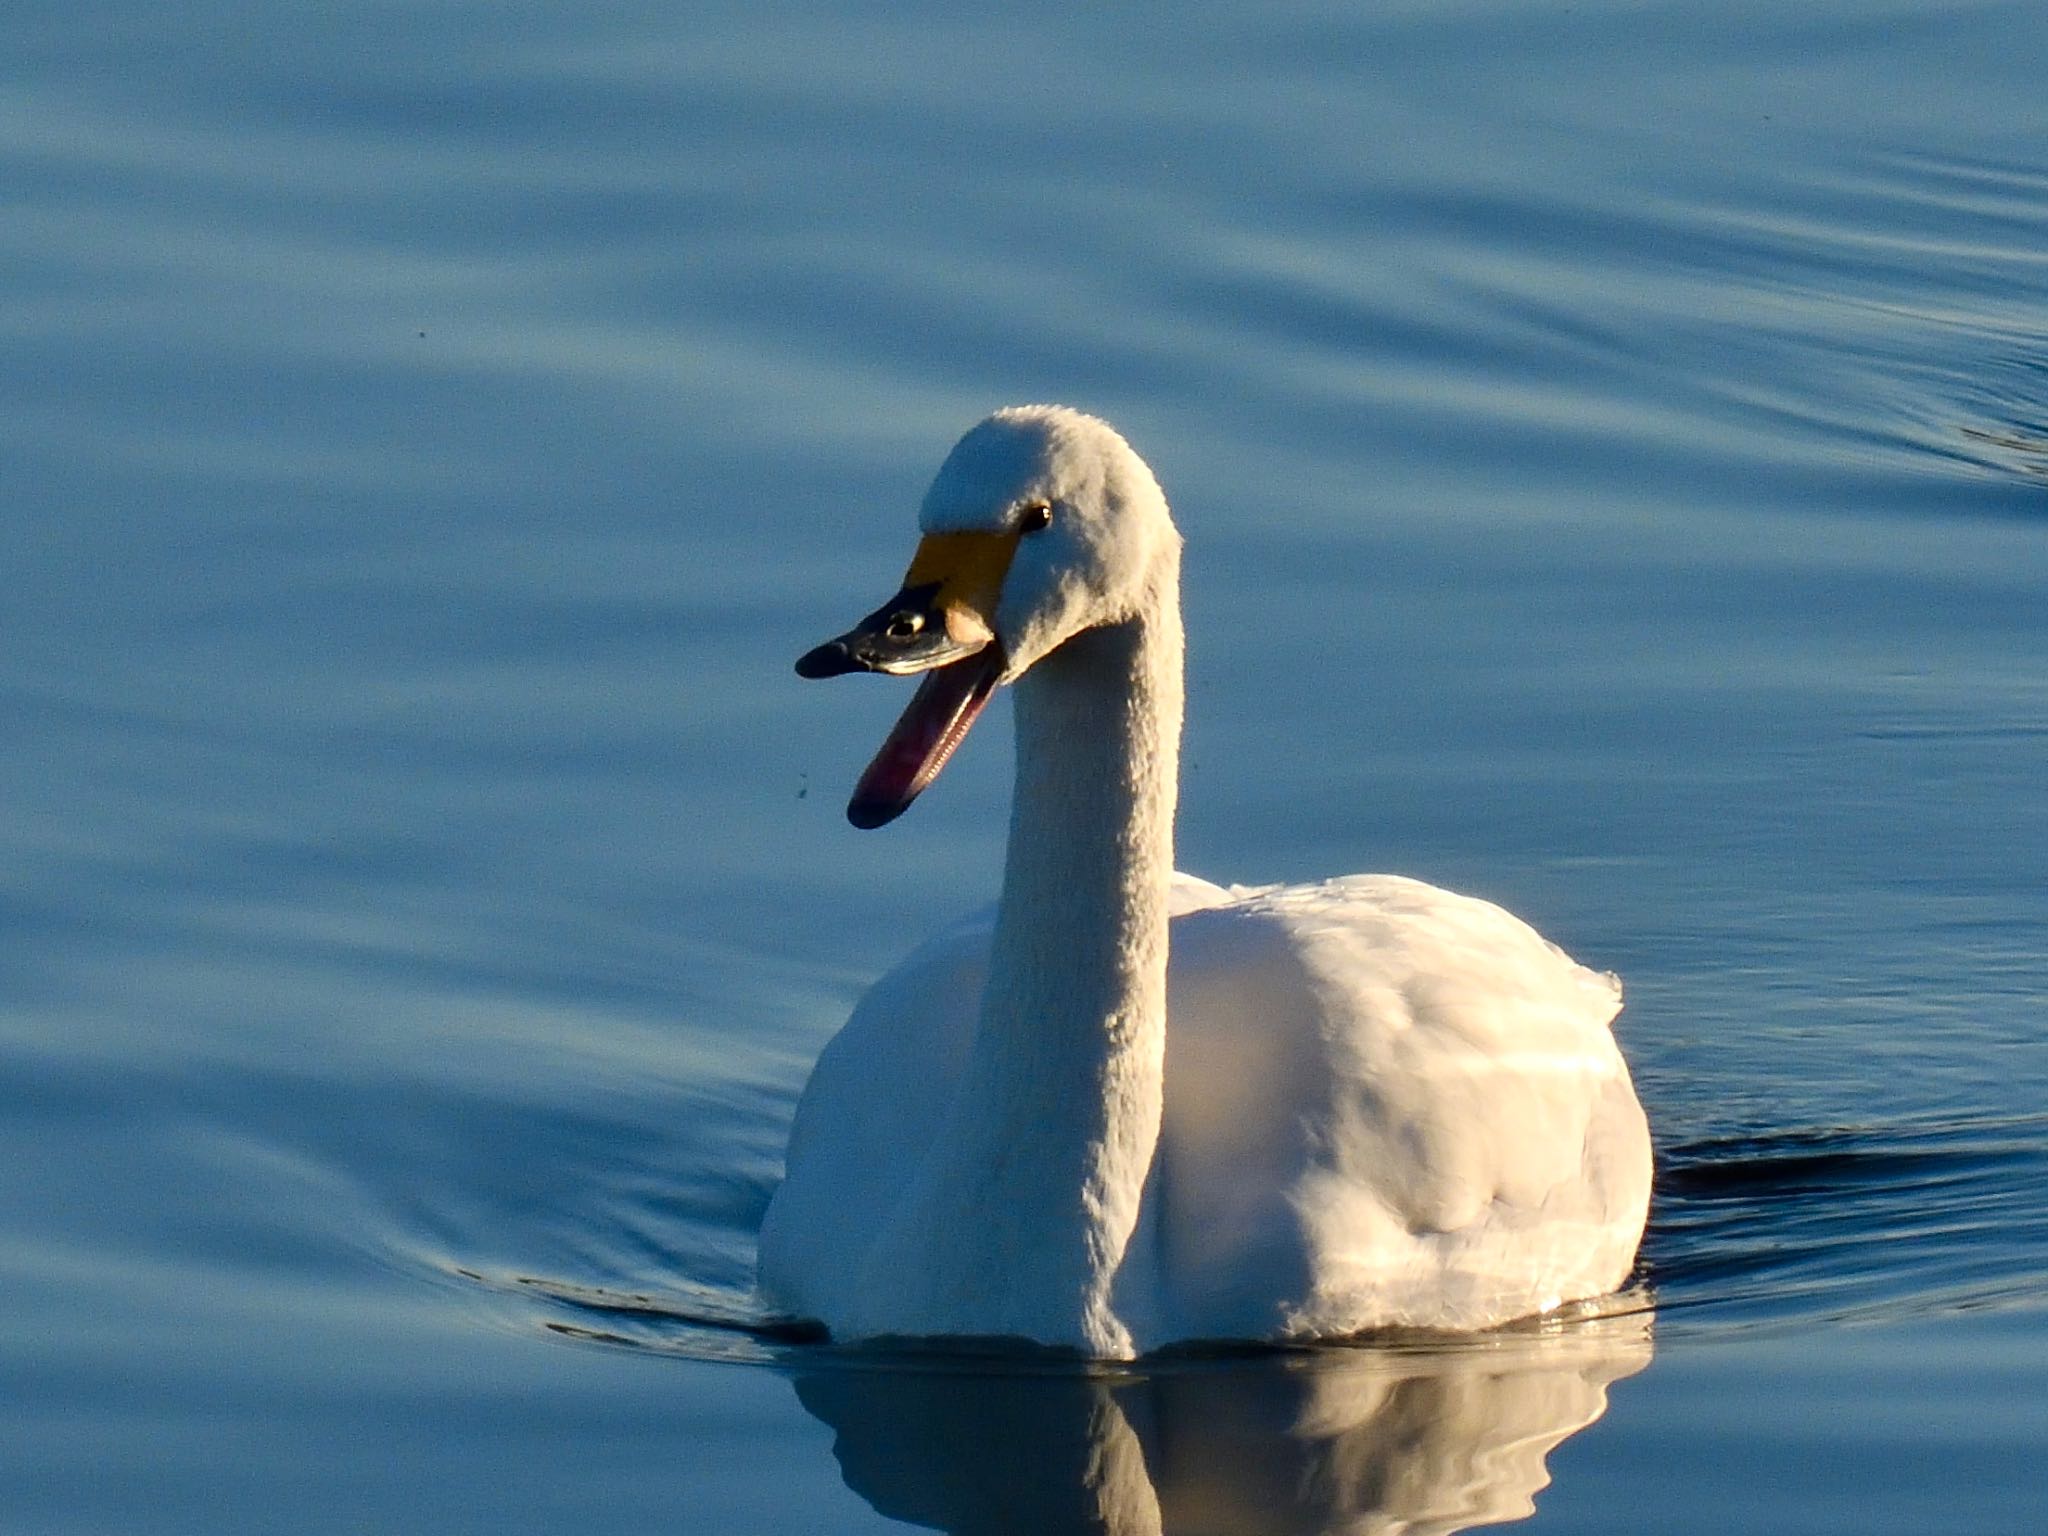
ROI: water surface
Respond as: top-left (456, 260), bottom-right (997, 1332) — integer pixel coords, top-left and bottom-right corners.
top-left (4, 2), bottom-right (2046, 1531)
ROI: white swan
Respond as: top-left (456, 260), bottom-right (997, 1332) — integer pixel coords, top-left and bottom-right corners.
top-left (760, 405), bottom-right (1650, 1358)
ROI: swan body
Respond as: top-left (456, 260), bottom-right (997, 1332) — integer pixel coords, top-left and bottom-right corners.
top-left (760, 406), bottom-right (1650, 1357)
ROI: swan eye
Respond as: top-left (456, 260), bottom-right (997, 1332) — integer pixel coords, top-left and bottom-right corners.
top-left (1019, 501), bottom-right (1053, 534)
top-left (884, 611), bottom-right (925, 641)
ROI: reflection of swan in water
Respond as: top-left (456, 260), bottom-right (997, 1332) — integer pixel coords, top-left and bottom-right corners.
top-left (792, 1311), bottom-right (1652, 1536)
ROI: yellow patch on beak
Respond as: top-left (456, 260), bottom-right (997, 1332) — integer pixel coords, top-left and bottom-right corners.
top-left (901, 531), bottom-right (1022, 647)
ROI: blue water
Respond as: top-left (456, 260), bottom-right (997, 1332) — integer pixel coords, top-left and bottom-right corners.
top-left (5, 1), bottom-right (2046, 1530)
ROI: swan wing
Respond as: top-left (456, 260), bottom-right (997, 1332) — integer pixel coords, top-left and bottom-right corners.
top-left (1134, 874), bottom-right (1649, 1342)
top-left (756, 911), bottom-right (985, 1322)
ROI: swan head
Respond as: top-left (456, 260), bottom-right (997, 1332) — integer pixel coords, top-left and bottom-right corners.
top-left (796, 405), bottom-right (1177, 828)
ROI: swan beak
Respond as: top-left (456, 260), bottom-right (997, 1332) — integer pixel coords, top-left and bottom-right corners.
top-left (795, 530), bottom-right (1020, 829)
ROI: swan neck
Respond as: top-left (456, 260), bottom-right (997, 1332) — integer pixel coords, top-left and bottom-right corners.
top-left (956, 562), bottom-right (1182, 1351)
top-left (996, 589), bottom-right (1183, 991)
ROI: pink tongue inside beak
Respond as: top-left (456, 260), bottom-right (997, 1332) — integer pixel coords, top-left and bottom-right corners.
top-left (848, 647), bottom-right (1005, 829)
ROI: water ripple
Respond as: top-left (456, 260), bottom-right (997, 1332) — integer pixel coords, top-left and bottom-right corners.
top-left (1647, 1114), bottom-right (2048, 1329)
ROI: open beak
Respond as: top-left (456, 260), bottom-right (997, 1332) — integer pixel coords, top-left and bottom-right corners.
top-left (796, 530), bottom-right (1021, 828)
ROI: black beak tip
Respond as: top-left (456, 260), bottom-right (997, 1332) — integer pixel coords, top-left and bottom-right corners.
top-left (796, 640), bottom-right (862, 679)
top-left (846, 795), bottom-right (908, 830)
